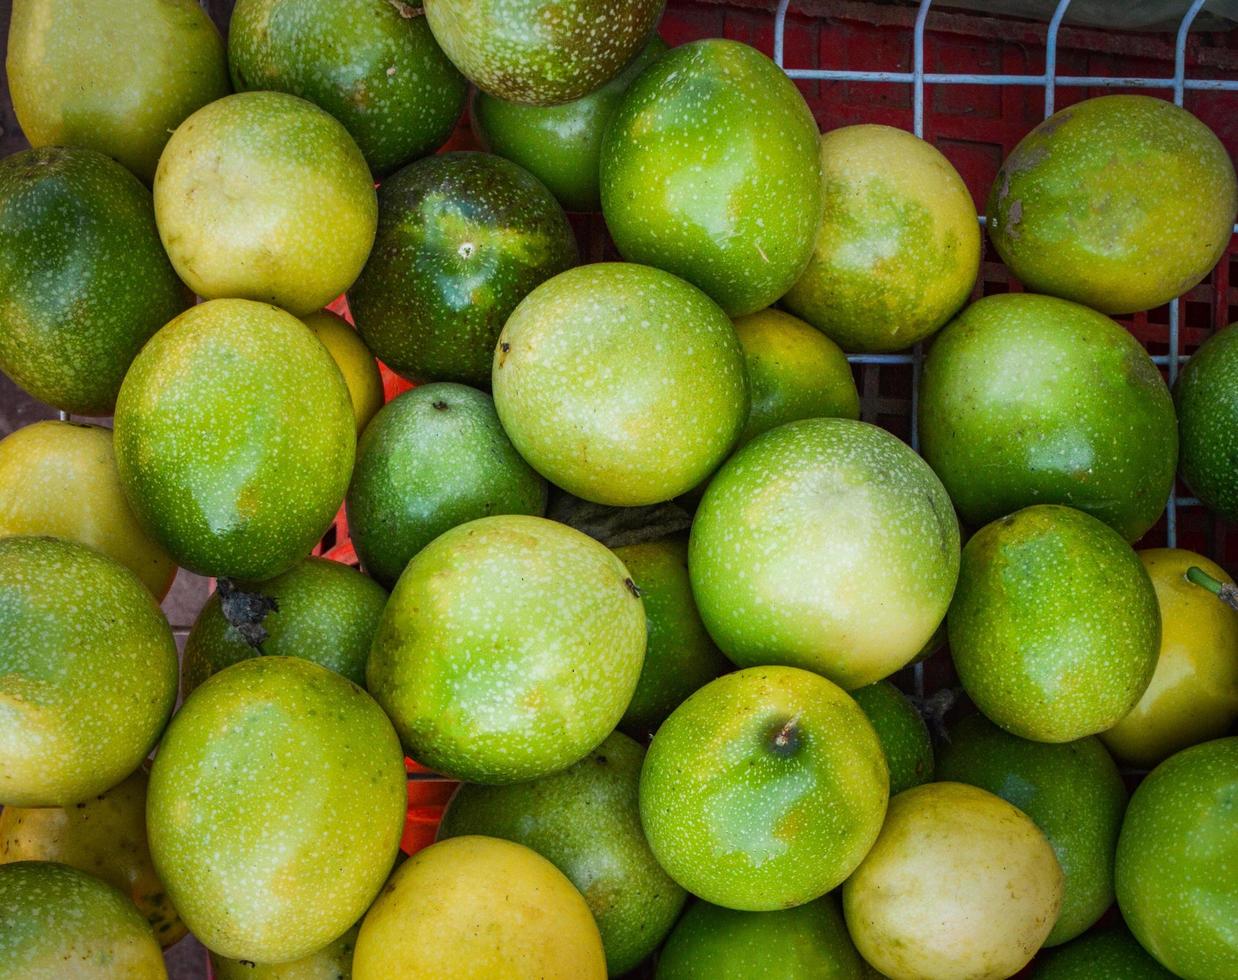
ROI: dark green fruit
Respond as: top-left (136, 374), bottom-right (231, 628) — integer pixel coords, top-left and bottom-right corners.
top-left (114, 299), bottom-right (355, 582)
top-left (611, 536), bottom-right (729, 736)
top-left (0, 147), bottom-right (189, 414)
top-left (472, 36), bottom-right (667, 212)
top-left (181, 556), bottom-right (388, 696)
top-left (655, 897), bottom-right (865, 979)
top-left (1175, 322), bottom-right (1238, 522)
top-left (919, 292), bottom-right (1177, 542)
top-left (1029, 924), bottom-right (1175, 979)
top-left (936, 713), bottom-right (1127, 945)
top-left (850, 681), bottom-right (933, 796)
top-left (438, 732), bottom-right (686, 975)
top-left (349, 151), bottom-right (575, 387)
top-left (228, 0), bottom-right (467, 176)
top-left (346, 382), bottom-right (548, 588)
top-left (601, 39), bottom-right (822, 316)
top-left (211, 924), bottom-right (358, 979)
top-left (949, 505), bottom-right (1160, 743)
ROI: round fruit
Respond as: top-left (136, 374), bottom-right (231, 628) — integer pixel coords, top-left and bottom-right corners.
top-left (919, 293), bottom-right (1177, 541)
top-left (640, 666), bottom-right (887, 910)
top-left (113, 299), bottom-right (355, 582)
top-left (612, 536), bottom-right (730, 736)
top-left (987, 94), bottom-right (1238, 315)
top-left (1029, 923), bottom-right (1176, 979)
top-left (690, 418), bottom-right (959, 690)
top-left (850, 681), bottom-right (934, 796)
top-left (936, 713), bottom-right (1127, 945)
top-left (302, 310), bottom-right (383, 435)
top-left (0, 421), bottom-right (176, 598)
top-left (7, 0), bottom-right (228, 182)
top-left (782, 124), bottom-right (980, 353)
top-left (439, 731), bottom-right (686, 975)
top-left (0, 147), bottom-right (189, 414)
top-left (181, 557), bottom-right (388, 695)
top-left (949, 505), bottom-right (1160, 742)
top-left (348, 152), bottom-right (576, 387)
top-left (423, 0), bottom-right (663, 105)
top-left (472, 36), bottom-right (667, 212)
top-left (601, 39), bottom-right (822, 316)
top-left (1102, 549), bottom-right (1238, 767)
top-left (842, 781), bottom-right (1063, 980)
top-left (211, 924), bottom-right (358, 980)
top-left (0, 536), bottom-right (177, 807)
top-left (147, 657), bottom-right (406, 964)
top-left (0, 768), bottom-right (183, 947)
top-left (228, 0), bottom-right (466, 175)
top-left (368, 515), bottom-right (645, 782)
top-left (656, 897), bottom-right (864, 979)
top-left (493, 263), bottom-right (748, 506)
top-left (353, 836), bottom-right (606, 979)
top-left (154, 91), bottom-right (377, 315)
top-left (1176, 322), bottom-right (1238, 522)
top-left (1116, 737), bottom-right (1238, 980)
top-left (0, 861), bottom-right (166, 978)
top-left (346, 383), bottom-right (548, 588)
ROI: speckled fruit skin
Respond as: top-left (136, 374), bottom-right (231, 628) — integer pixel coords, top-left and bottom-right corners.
top-left (182, 557), bottom-right (388, 696)
top-left (639, 666), bottom-right (888, 911)
top-left (936, 713), bottom-right (1127, 946)
top-left (493, 263), bottom-right (749, 506)
top-left (1116, 737), bottom-right (1238, 979)
top-left (113, 299), bottom-right (355, 582)
top-left (368, 515), bottom-right (645, 782)
top-left (7, 0), bottom-right (228, 183)
top-left (0, 147), bottom-right (190, 415)
top-left (354, 836), bottom-right (607, 979)
top-left (154, 91), bottom-right (377, 316)
top-left (1175, 322), bottom-right (1238, 522)
top-left (229, 0), bottom-right (466, 176)
top-left (472, 36), bottom-right (667, 212)
top-left (346, 383), bottom-right (547, 588)
top-left (438, 732), bottom-right (686, 974)
top-left (0, 537), bottom-right (177, 808)
top-left (147, 657), bottom-right (406, 964)
top-left (689, 418), bottom-right (960, 690)
top-left (601, 39), bottom-right (822, 317)
top-left (919, 293), bottom-right (1177, 542)
top-left (782, 124), bottom-right (980, 353)
top-left (949, 505), bottom-right (1160, 743)
top-left (612, 536), bottom-right (730, 736)
top-left (0, 861), bottom-right (167, 978)
top-left (1029, 924), bottom-right (1176, 979)
top-left (348, 151), bottom-right (576, 387)
top-left (423, 0), bottom-right (663, 105)
top-left (302, 311), bottom-right (383, 435)
top-left (0, 422), bottom-right (177, 599)
top-left (987, 95), bottom-right (1238, 315)
top-left (843, 782), bottom-right (1064, 980)
top-left (211, 924), bottom-right (358, 980)
top-left (850, 681), bottom-right (933, 797)
top-left (656, 897), bottom-right (864, 980)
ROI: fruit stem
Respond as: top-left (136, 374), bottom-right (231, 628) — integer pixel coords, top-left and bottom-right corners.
top-left (769, 712), bottom-right (802, 758)
top-left (1186, 566), bottom-right (1238, 611)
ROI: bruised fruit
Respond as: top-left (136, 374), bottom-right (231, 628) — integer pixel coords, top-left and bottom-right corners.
top-left (850, 681), bottom-right (934, 796)
top-left (1176, 322), bottom-right (1238, 523)
top-left (302, 310), bottom-right (383, 435)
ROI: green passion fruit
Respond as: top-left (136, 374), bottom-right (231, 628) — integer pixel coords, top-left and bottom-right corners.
top-left (211, 924), bottom-right (358, 980)
top-left (850, 681), bottom-right (934, 796)
top-left (1176, 322), bottom-right (1238, 523)
top-left (301, 311), bottom-right (384, 436)
top-left (601, 39), bottom-right (822, 316)
top-left (348, 151), bottom-right (576, 387)
top-left (1029, 924), bottom-right (1176, 979)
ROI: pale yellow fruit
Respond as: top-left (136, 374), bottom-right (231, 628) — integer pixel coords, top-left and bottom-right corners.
top-left (303, 311), bottom-right (383, 435)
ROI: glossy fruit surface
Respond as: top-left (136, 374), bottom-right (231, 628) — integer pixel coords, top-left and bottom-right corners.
top-left (1176, 322), bottom-right (1238, 522)
top-left (988, 95), bottom-right (1237, 314)
top-left (843, 782), bottom-right (1063, 980)
top-left (0, 536), bottom-right (177, 807)
top-left (782, 124), bottom-right (979, 353)
top-left (919, 292), bottom-right (1177, 542)
top-left (0, 146), bottom-right (189, 414)
top-left (949, 505), bottom-right (1160, 742)
top-left (148, 657), bottom-right (406, 964)
top-left (302, 311), bottom-right (383, 435)
top-left (353, 835), bottom-right (607, 979)
top-left (850, 681), bottom-right (933, 796)
top-left (690, 418), bottom-right (959, 690)
top-left (1115, 737), bottom-right (1238, 980)
top-left (640, 666), bottom-right (887, 910)
top-left (229, 0), bottom-right (466, 175)
top-left (349, 152), bottom-right (575, 387)
top-left (1029, 924), bottom-right (1175, 979)
top-left (601, 39), bottom-right (821, 316)
top-left (493, 263), bottom-right (748, 506)
top-left (154, 91), bottom-right (377, 316)
top-left (114, 299), bottom-right (355, 582)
